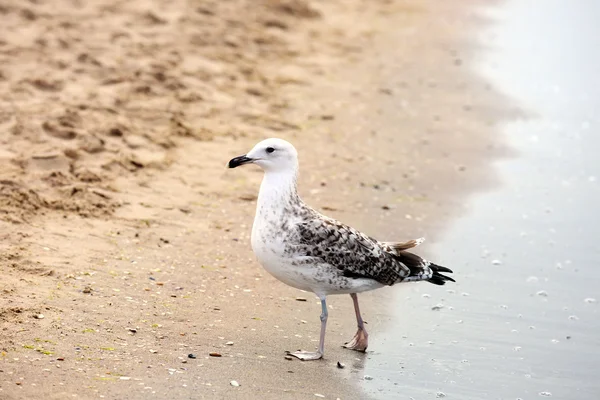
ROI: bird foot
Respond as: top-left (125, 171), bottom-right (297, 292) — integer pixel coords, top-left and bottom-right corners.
top-left (343, 328), bottom-right (368, 352)
top-left (286, 350), bottom-right (323, 361)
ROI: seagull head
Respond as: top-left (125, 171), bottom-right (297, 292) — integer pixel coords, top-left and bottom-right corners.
top-left (228, 138), bottom-right (298, 173)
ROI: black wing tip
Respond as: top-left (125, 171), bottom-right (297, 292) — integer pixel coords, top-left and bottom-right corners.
top-left (428, 263), bottom-right (455, 285)
top-left (432, 264), bottom-right (453, 274)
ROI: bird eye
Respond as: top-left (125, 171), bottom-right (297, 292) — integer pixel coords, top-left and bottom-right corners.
top-left (266, 147), bottom-right (275, 154)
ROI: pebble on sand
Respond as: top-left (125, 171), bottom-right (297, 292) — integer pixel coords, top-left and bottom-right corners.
top-left (230, 380), bottom-right (240, 387)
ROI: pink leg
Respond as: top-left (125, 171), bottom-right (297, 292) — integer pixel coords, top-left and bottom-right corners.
top-left (288, 297), bottom-right (327, 360)
top-left (343, 293), bottom-right (369, 352)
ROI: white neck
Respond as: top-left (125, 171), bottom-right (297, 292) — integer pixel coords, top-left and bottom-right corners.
top-left (255, 169), bottom-right (300, 220)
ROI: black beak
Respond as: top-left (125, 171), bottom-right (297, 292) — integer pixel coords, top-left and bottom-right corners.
top-left (228, 155), bottom-right (254, 168)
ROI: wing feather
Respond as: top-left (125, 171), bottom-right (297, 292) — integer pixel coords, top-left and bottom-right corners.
top-left (295, 216), bottom-right (412, 285)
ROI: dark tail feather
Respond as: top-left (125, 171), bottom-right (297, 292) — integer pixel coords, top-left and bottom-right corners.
top-left (428, 263), bottom-right (455, 285)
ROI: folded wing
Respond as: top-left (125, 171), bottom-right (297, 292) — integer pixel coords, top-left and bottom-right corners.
top-left (295, 216), bottom-right (414, 285)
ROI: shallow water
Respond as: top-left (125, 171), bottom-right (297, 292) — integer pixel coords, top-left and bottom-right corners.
top-left (362, 1), bottom-right (600, 398)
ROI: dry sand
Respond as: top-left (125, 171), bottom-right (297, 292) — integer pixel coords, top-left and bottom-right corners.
top-left (1, 0), bottom-right (511, 399)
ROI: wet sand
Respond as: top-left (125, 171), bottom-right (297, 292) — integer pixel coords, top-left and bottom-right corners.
top-left (1, 1), bottom-right (516, 399)
top-left (362, 1), bottom-right (600, 399)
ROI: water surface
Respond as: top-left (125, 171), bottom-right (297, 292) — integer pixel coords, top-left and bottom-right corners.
top-left (363, 1), bottom-right (600, 398)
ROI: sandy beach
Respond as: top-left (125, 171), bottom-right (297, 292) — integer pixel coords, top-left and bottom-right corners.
top-left (0, 0), bottom-right (521, 399)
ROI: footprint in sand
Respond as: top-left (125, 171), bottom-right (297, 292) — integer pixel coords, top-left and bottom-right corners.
top-left (42, 120), bottom-right (77, 140)
top-left (41, 110), bottom-right (83, 140)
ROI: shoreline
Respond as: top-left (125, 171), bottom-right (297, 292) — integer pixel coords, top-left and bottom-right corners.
top-left (0, 1), bottom-right (512, 398)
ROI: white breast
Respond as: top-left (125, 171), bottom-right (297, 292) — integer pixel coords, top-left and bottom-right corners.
top-left (251, 210), bottom-right (314, 292)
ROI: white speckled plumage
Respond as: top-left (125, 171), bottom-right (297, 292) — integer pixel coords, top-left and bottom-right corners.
top-left (228, 138), bottom-right (454, 360)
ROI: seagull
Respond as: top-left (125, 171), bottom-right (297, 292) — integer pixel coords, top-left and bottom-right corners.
top-left (228, 138), bottom-right (454, 360)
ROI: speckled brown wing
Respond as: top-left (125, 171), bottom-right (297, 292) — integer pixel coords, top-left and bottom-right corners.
top-left (295, 216), bottom-right (412, 285)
